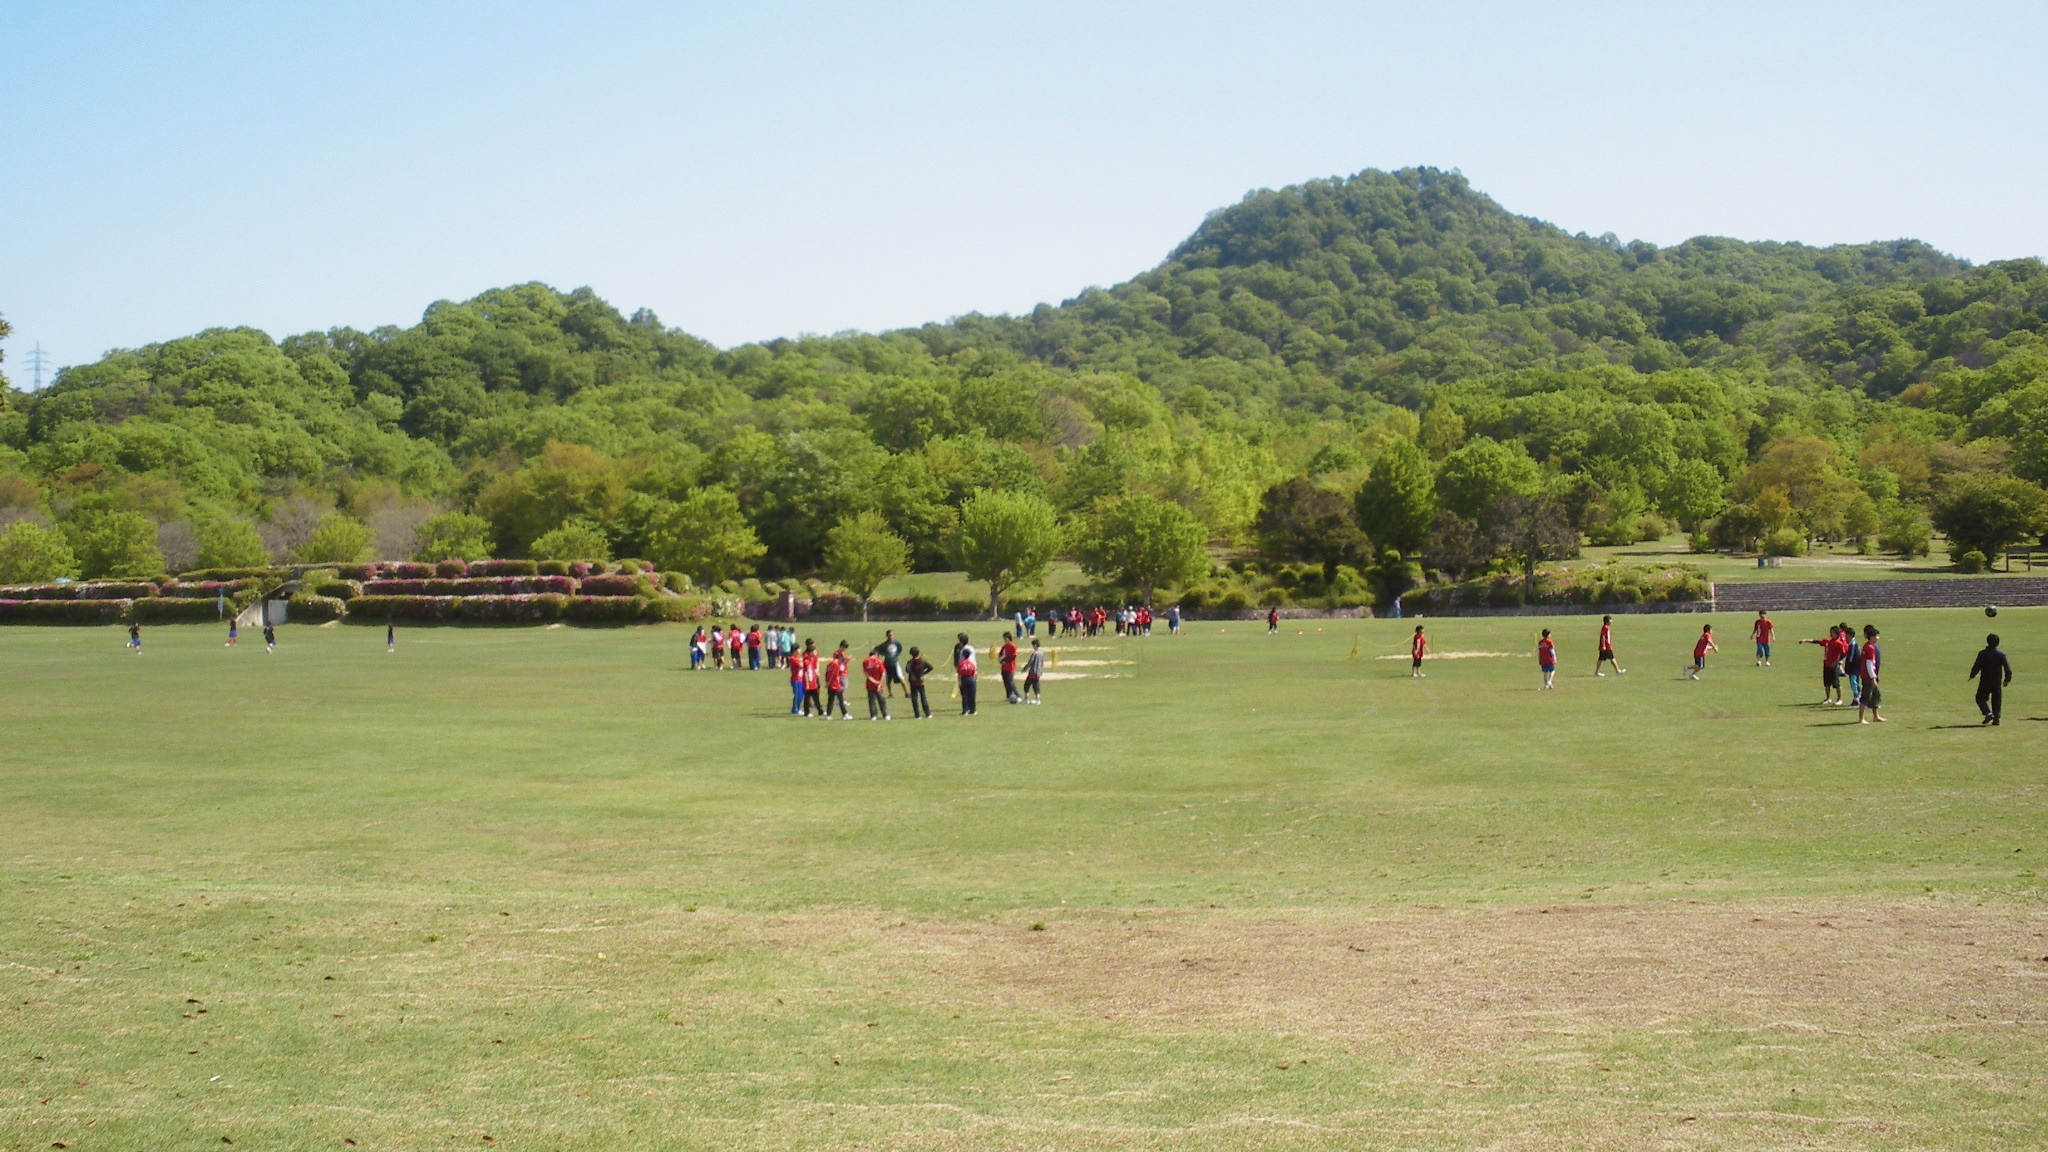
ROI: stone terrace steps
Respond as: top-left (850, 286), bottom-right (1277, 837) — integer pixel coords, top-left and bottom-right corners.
top-left (1712, 577), bottom-right (2048, 613)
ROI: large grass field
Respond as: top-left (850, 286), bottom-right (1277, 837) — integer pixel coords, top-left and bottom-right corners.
top-left (3, 608), bottom-right (2044, 1150)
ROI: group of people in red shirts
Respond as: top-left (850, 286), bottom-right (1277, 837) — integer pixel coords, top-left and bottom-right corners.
top-left (781, 628), bottom-right (1048, 719)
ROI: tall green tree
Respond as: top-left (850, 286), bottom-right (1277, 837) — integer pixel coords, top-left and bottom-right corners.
top-left (1657, 458), bottom-right (1727, 531)
top-left (823, 511), bottom-right (910, 621)
top-left (194, 517), bottom-right (270, 570)
top-left (647, 487), bottom-right (765, 586)
top-left (296, 514), bottom-right (373, 564)
top-left (1254, 478), bottom-right (1369, 579)
top-left (412, 512), bottom-right (495, 563)
top-left (73, 512), bottom-right (164, 579)
top-left (1486, 494), bottom-right (1579, 599)
top-left (950, 489), bottom-right (1061, 618)
top-left (1435, 437), bottom-right (1542, 522)
top-left (0, 521), bottom-right (78, 583)
top-left (1077, 493), bottom-right (1210, 606)
top-left (1931, 475), bottom-right (2048, 563)
top-left (528, 518), bottom-right (610, 563)
top-left (1354, 439), bottom-right (1437, 554)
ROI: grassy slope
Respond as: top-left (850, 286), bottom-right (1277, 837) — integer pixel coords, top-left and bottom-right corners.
top-left (2, 611), bottom-right (2043, 1149)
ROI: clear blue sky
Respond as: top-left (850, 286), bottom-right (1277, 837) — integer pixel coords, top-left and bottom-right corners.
top-left (4, 1), bottom-right (2045, 381)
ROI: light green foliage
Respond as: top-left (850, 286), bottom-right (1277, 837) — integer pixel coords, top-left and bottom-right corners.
top-left (823, 511), bottom-right (910, 619)
top-left (411, 512), bottom-right (494, 563)
top-left (1930, 474), bottom-right (2048, 561)
top-left (950, 489), bottom-right (1061, 617)
top-left (0, 520), bottom-right (79, 583)
top-left (194, 517), bottom-right (270, 570)
top-left (1076, 493), bottom-right (1210, 603)
top-left (1353, 439), bottom-right (1436, 554)
top-left (646, 487), bottom-right (765, 586)
top-left (1657, 458), bottom-right (1727, 530)
top-left (528, 518), bottom-right (611, 563)
top-left (294, 514), bottom-right (373, 564)
top-left (1434, 437), bottom-right (1542, 521)
top-left (1418, 399), bottom-right (1465, 459)
top-left (1878, 499), bottom-right (1932, 557)
top-left (72, 511), bottom-right (164, 578)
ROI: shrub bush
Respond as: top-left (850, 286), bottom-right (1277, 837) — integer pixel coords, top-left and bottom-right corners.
top-left (562, 596), bottom-right (645, 624)
top-left (345, 594), bottom-right (460, 622)
top-left (385, 562), bottom-right (433, 579)
top-left (0, 583), bottom-right (83, 601)
top-left (468, 559), bottom-right (538, 577)
top-left (71, 581), bottom-right (160, 600)
top-left (313, 581), bottom-right (361, 601)
top-left (0, 597), bottom-right (133, 624)
top-left (662, 571), bottom-right (692, 594)
top-left (434, 558), bottom-right (468, 578)
top-left (362, 576), bottom-right (576, 597)
top-left (332, 563), bottom-right (383, 581)
top-left (535, 560), bottom-right (571, 576)
top-left (1958, 549), bottom-right (1989, 574)
top-left (578, 574), bottom-right (651, 597)
top-left (177, 566), bottom-right (277, 582)
top-left (454, 594), bottom-right (569, 622)
top-left (616, 559), bottom-right (646, 574)
top-left (946, 596), bottom-right (987, 616)
top-left (288, 593), bottom-right (348, 622)
top-left (638, 595), bottom-right (709, 623)
top-left (1761, 528), bottom-right (1806, 557)
top-left (131, 597), bottom-right (226, 623)
top-left (159, 578), bottom-right (258, 599)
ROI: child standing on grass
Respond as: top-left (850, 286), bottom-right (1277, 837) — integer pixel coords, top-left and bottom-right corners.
top-left (863, 649), bottom-right (890, 720)
top-left (788, 641), bottom-right (807, 715)
top-left (728, 626), bottom-right (743, 670)
top-left (387, 622), bottom-right (396, 654)
top-left (1687, 624), bottom-right (1717, 679)
top-left (226, 619), bottom-right (238, 647)
top-left (1410, 625), bottom-right (1427, 677)
top-left (800, 640), bottom-right (823, 717)
top-left (1799, 626), bottom-right (1846, 705)
top-left (710, 625), bottom-right (725, 670)
top-left (906, 646), bottom-right (933, 719)
top-left (1752, 611), bottom-right (1774, 666)
top-left (1022, 638), bottom-right (1045, 704)
top-left (955, 634), bottom-right (979, 716)
top-left (127, 621), bottom-right (142, 655)
top-left (1857, 625), bottom-right (1884, 724)
top-left (1593, 615), bottom-right (1623, 675)
top-left (1839, 621), bottom-right (1861, 705)
top-left (825, 643), bottom-right (851, 719)
top-left (747, 625), bottom-right (762, 670)
top-left (999, 632), bottom-right (1020, 704)
top-left (1537, 629), bottom-right (1557, 690)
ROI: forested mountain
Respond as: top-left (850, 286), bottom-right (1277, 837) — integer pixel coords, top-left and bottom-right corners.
top-left (3, 167), bottom-right (2045, 589)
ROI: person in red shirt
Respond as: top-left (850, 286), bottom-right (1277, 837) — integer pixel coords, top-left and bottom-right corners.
top-left (1594, 614), bottom-right (1624, 676)
top-left (787, 637), bottom-right (807, 715)
top-left (746, 625), bottom-right (763, 670)
top-left (1857, 625), bottom-right (1885, 724)
top-left (1537, 628), bottom-right (1557, 691)
top-left (1751, 610), bottom-right (1775, 667)
top-left (824, 643), bottom-right (851, 719)
top-left (998, 632), bottom-right (1020, 704)
top-left (1688, 624), bottom-right (1719, 680)
top-left (1798, 625), bottom-right (1846, 705)
top-left (862, 650), bottom-right (891, 720)
top-left (1267, 606), bottom-right (1280, 634)
top-left (1410, 625), bottom-right (1427, 678)
top-left (728, 626), bottom-right (743, 669)
top-left (954, 632), bottom-right (979, 715)
top-left (800, 640), bottom-right (823, 717)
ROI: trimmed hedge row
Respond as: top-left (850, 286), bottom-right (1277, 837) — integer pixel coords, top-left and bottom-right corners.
top-left (0, 598), bottom-right (133, 623)
top-left (345, 593), bottom-right (704, 624)
top-left (288, 593), bottom-right (348, 622)
top-left (132, 597), bottom-right (227, 623)
top-left (159, 579), bottom-right (259, 599)
top-left (578, 574), bottom-right (654, 597)
top-left (360, 576), bottom-right (577, 596)
top-left (0, 581), bottom-right (162, 601)
top-left (1399, 564), bottom-right (1712, 612)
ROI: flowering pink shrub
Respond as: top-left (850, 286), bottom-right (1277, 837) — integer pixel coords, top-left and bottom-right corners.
top-left (158, 578), bottom-right (258, 599)
top-left (363, 576), bottom-right (575, 596)
top-left (454, 594), bottom-right (569, 622)
top-left (0, 598), bottom-right (133, 623)
top-left (347, 594), bottom-right (461, 621)
top-left (384, 563), bottom-right (433, 579)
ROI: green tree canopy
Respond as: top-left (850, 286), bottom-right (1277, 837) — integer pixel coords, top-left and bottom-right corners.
top-left (1077, 493), bottom-right (1210, 605)
top-left (1354, 439), bottom-right (1437, 554)
top-left (823, 511), bottom-right (911, 621)
top-left (950, 489), bottom-right (1061, 618)
top-left (1254, 477), bottom-right (1369, 578)
top-left (1435, 437), bottom-right (1542, 522)
top-left (194, 517), bottom-right (270, 570)
top-left (1930, 475), bottom-right (2048, 562)
top-left (296, 514), bottom-right (373, 564)
top-left (528, 518), bottom-right (611, 563)
top-left (0, 520), bottom-right (79, 583)
top-left (73, 512), bottom-right (164, 579)
top-left (412, 512), bottom-right (495, 563)
top-left (647, 487), bottom-right (765, 586)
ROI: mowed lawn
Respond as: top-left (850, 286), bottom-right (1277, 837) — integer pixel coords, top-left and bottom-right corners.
top-left (1, 609), bottom-right (2043, 1151)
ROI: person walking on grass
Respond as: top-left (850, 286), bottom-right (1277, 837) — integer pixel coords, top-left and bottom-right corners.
top-left (1686, 624), bottom-right (1717, 679)
top-left (955, 633), bottom-right (979, 716)
top-left (1969, 633), bottom-right (2013, 726)
top-left (386, 621), bottom-right (396, 654)
top-left (1798, 625), bottom-right (1847, 705)
top-left (1593, 615), bottom-right (1624, 676)
top-left (800, 640), bottom-right (823, 717)
top-left (906, 646), bottom-right (934, 719)
top-left (1267, 606), bottom-right (1280, 634)
top-left (1537, 628), bottom-right (1557, 690)
top-left (746, 624), bottom-right (762, 670)
top-left (999, 632), bottom-right (1020, 704)
top-left (1022, 637), bottom-right (1045, 704)
top-left (264, 622), bottom-right (277, 653)
top-left (1752, 610), bottom-right (1775, 666)
top-left (1168, 604), bottom-right (1182, 635)
top-left (727, 626), bottom-right (743, 670)
top-left (863, 647), bottom-right (891, 720)
top-left (825, 643), bottom-right (852, 719)
top-left (226, 619), bottom-right (238, 648)
top-left (709, 625), bottom-right (725, 670)
top-left (1857, 624), bottom-right (1885, 724)
top-left (127, 621), bottom-right (142, 655)
top-left (1410, 625), bottom-right (1428, 677)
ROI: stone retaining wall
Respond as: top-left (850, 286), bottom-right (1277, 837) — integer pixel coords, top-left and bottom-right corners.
top-left (1712, 577), bottom-right (2048, 613)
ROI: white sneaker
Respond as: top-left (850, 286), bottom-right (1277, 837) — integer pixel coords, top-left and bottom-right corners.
top-left (1595, 671), bottom-right (1605, 677)
top-left (1688, 672), bottom-right (1699, 680)
top-left (1618, 668), bottom-right (1626, 674)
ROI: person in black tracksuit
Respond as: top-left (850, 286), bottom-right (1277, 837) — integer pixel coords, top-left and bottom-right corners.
top-left (905, 647), bottom-right (933, 719)
top-left (1969, 634), bottom-right (2014, 725)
